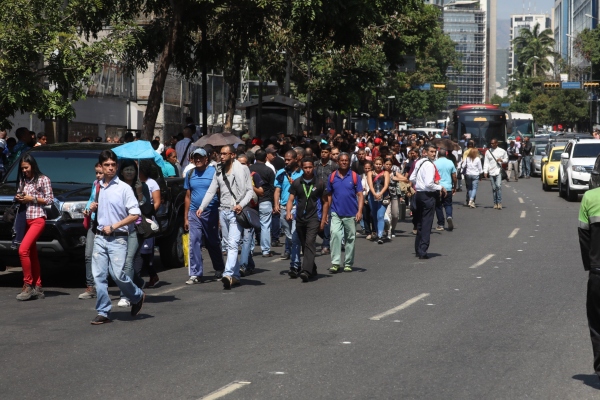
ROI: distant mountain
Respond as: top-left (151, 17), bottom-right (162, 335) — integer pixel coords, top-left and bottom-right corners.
top-left (497, 18), bottom-right (511, 49)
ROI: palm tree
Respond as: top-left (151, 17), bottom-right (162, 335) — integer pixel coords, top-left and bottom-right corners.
top-left (513, 23), bottom-right (556, 79)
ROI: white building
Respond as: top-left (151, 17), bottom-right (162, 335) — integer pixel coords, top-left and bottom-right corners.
top-left (509, 14), bottom-right (552, 78)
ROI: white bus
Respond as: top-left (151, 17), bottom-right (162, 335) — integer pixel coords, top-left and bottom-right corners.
top-left (511, 112), bottom-right (535, 138)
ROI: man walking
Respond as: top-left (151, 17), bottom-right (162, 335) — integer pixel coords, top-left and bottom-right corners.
top-left (410, 144), bottom-right (446, 259)
top-left (91, 150), bottom-right (145, 325)
top-left (483, 139), bottom-right (508, 209)
top-left (315, 144), bottom-right (338, 256)
top-left (183, 148), bottom-right (225, 284)
top-left (286, 158), bottom-right (329, 281)
top-left (434, 149), bottom-right (457, 231)
top-left (521, 136), bottom-right (533, 179)
top-left (199, 145), bottom-right (253, 289)
top-left (327, 153), bottom-right (363, 273)
top-left (506, 140), bottom-right (520, 182)
top-left (250, 149), bottom-right (275, 257)
top-left (175, 126), bottom-right (195, 171)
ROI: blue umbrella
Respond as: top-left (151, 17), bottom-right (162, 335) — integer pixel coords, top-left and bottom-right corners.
top-left (113, 140), bottom-right (170, 177)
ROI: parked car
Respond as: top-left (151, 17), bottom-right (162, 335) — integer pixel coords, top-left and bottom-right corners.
top-left (530, 142), bottom-right (548, 177)
top-left (0, 143), bottom-right (186, 271)
top-left (589, 154), bottom-right (600, 190)
top-left (558, 138), bottom-right (600, 201)
top-left (541, 145), bottom-right (564, 191)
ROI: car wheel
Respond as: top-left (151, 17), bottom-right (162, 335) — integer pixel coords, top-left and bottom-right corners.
top-left (566, 179), bottom-right (578, 202)
top-left (158, 219), bottom-right (185, 269)
top-left (542, 180), bottom-right (550, 191)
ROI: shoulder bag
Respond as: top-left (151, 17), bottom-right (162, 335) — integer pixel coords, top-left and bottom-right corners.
top-left (221, 171), bottom-right (261, 230)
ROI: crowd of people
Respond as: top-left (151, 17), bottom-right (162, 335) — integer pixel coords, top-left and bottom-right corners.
top-left (5, 123), bottom-right (516, 325)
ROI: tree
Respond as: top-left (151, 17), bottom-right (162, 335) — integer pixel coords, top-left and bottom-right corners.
top-left (574, 27), bottom-right (600, 80)
top-left (512, 23), bottom-right (555, 79)
top-left (529, 90), bottom-right (588, 129)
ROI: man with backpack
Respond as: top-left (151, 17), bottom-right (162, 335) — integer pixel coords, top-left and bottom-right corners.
top-left (327, 153), bottom-right (363, 273)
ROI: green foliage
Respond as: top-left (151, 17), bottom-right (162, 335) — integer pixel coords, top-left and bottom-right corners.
top-left (512, 23), bottom-right (555, 79)
top-left (528, 89), bottom-right (588, 127)
top-left (574, 27), bottom-right (600, 79)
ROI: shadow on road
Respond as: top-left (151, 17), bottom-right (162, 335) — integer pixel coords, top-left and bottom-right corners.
top-left (572, 374), bottom-right (600, 389)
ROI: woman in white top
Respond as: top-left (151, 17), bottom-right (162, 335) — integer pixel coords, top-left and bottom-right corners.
top-left (462, 149), bottom-right (483, 208)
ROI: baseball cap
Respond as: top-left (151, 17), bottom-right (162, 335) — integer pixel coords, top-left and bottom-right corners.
top-left (374, 138), bottom-right (382, 145)
top-left (192, 148), bottom-right (207, 157)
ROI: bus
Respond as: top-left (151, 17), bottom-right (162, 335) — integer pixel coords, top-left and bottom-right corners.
top-left (448, 104), bottom-right (512, 149)
top-left (510, 112), bottom-right (535, 138)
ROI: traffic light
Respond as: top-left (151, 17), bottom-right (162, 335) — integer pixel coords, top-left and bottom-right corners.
top-left (584, 82), bottom-right (600, 88)
top-left (433, 84), bottom-right (446, 89)
top-left (544, 82), bottom-right (560, 89)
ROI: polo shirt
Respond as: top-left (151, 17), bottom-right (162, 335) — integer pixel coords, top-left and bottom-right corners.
top-left (184, 165), bottom-right (218, 212)
top-left (275, 168), bottom-right (303, 206)
top-left (434, 157), bottom-right (456, 191)
top-left (326, 169), bottom-right (362, 217)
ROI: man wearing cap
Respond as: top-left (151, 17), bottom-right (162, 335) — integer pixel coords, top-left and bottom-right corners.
top-left (183, 148), bottom-right (225, 284)
top-left (266, 146), bottom-right (284, 172)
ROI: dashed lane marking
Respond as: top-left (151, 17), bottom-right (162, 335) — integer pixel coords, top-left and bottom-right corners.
top-left (508, 228), bottom-right (520, 238)
top-left (518, 197), bottom-right (524, 203)
top-left (369, 293), bottom-right (430, 321)
top-left (469, 254), bottom-right (495, 269)
top-left (149, 285), bottom-right (186, 296)
top-left (520, 211), bottom-right (526, 218)
top-left (199, 381), bottom-right (251, 400)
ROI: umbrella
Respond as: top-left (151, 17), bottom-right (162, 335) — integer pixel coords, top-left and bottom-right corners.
top-left (431, 138), bottom-right (460, 151)
top-left (113, 140), bottom-right (171, 177)
top-left (193, 132), bottom-right (243, 148)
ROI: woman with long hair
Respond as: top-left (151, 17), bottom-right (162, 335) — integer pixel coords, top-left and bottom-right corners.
top-left (367, 157), bottom-right (390, 244)
top-left (361, 161), bottom-right (375, 240)
top-left (384, 158), bottom-right (409, 238)
top-left (15, 154), bottom-right (54, 301)
top-left (462, 148), bottom-right (482, 208)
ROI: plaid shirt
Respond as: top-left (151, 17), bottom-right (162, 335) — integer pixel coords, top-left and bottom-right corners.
top-left (21, 175), bottom-right (54, 220)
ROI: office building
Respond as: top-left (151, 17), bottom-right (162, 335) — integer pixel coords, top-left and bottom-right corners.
top-left (554, 0), bottom-right (598, 70)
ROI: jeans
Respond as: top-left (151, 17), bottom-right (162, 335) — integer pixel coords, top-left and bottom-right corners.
top-left (522, 155), bottom-right (532, 177)
top-left (490, 174), bottom-right (503, 204)
top-left (84, 228), bottom-right (95, 287)
top-left (220, 210), bottom-right (244, 279)
top-left (436, 191), bottom-right (453, 226)
top-left (259, 202), bottom-right (272, 254)
top-left (271, 210), bottom-right (281, 241)
top-left (19, 218), bottom-right (45, 287)
top-left (465, 175), bottom-right (479, 202)
top-left (368, 194), bottom-right (387, 238)
top-left (92, 234), bottom-right (143, 317)
top-left (240, 227), bottom-right (256, 271)
top-left (122, 230), bottom-right (143, 299)
top-left (414, 191), bottom-right (436, 257)
top-left (188, 209), bottom-right (224, 277)
top-left (280, 207), bottom-right (301, 269)
top-left (330, 213), bottom-right (357, 267)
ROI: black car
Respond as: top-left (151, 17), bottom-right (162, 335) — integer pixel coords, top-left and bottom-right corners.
top-left (0, 143), bottom-right (186, 270)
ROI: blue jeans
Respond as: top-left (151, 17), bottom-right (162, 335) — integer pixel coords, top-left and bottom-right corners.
top-left (240, 227), bottom-right (256, 271)
top-left (490, 174), bottom-right (503, 204)
top-left (522, 155), bottom-right (532, 177)
top-left (84, 229), bottom-right (95, 287)
top-left (220, 210), bottom-right (244, 279)
top-left (92, 234), bottom-right (144, 317)
top-left (280, 207), bottom-right (301, 269)
top-left (259, 202), bottom-right (272, 255)
top-left (122, 230), bottom-right (144, 300)
top-left (271, 210), bottom-right (281, 241)
top-left (465, 175), bottom-right (479, 202)
top-left (188, 209), bottom-right (224, 277)
top-left (368, 194), bottom-right (386, 238)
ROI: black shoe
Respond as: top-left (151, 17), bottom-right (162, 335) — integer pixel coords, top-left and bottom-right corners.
top-left (91, 315), bottom-right (112, 325)
top-left (272, 240), bottom-right (282, 247)
top-left (300, 271), bottom-right (310, 282)
top-left (131, 292), bottom-right (146, 316)
top-left (281, 252), bottom-right (290, 260)
top-left (214, 270), bottom-right (223, 279)
top-left (447, 217), bottom-right (454, 231)
top-left (245, 268), bottom-right (255, 276)
top-left (288, 269), bottom-right (298, 278)
top-left (377, 238), bottom-right (383, 244)
top-left (419, 255), bottom-right (429, 260)
top-left (240, 266), bottom-right (246, 277)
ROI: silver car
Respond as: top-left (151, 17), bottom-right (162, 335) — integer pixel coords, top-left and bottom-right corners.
top-left (531, 144), bottom-right (546, 177)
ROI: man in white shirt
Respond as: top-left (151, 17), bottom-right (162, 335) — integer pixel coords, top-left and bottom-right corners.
top-left (410, 144), bottom-right (446, 259)
top-left (483, 139), bottom-right (509, 209)
top-left (175, 127), bottom-right (195, 170)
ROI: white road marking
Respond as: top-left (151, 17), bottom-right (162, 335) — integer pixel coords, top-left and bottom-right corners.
top-left (469, 254), bottom-right (495, 269)
top-left (520, 211), bottom-right (526, 218)
top-left (476, 277), bottom-right (482, 279)
top-left (342, 341), bottom-right (351, 344)
top-left (513, 189), bottom-right (518, 193)
top-left (508, 228), bottom-right (520, 238)
top-left (269, 258), bottom-right (281, 263)
top-left (369, 293), bottom-right (430, 321)
top-left (518, 197), bottom-right (524, 203)
top-left (199, 381), bottom-right (251, 400)
top-left (150, 285), bottom-right (186, 296)
top-left (518, 250), bottom-right (523, 252)
top-left (269, 372), bottom-right (286, 375)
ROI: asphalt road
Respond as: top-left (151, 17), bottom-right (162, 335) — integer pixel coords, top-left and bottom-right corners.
top-left (0, 176), bottom-right (597, 399)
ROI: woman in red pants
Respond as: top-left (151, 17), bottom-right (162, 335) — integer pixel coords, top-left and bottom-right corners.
top-left (15, 154), bottom-right (54, 301)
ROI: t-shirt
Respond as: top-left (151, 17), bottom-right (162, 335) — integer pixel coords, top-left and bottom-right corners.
top-left (270, 155), bottom-right (285, 171)
top-left (184, 165), bottom-right (218, 212)
top-left (289, 177), bottom-right (326, 222)
top-left (327, 170), bottom-right (362, 217)
top-left (275, 168), bottom-right (304, 206)
top-left (163, 162), bottom-right (177, 177)
top-left (145, 178), bottom-right (160, 204)
top-left (249, 162), bottom-right (275, 204)
top-left (249, 171), bottom-right (264, 208)
top-left (434, 157), bottom-right (457, 191)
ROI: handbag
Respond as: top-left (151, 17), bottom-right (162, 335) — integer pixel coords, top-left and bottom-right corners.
top-left (135, 216), bottom-right (160, 238)
top-left (221, 170), bottom-right (261, 230)
top-left (3, 203), bottom-right (19, 224)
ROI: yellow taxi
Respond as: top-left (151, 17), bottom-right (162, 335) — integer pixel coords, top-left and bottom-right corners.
top-left (542, 145), bottom-right (565, 191)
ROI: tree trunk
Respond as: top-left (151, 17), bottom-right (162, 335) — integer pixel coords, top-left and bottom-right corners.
top-left (224, 56), bottom-right (241, 131)
top-left (142, 2), bottom-right (182, 140)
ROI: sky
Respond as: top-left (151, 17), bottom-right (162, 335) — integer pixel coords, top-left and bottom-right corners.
top-left (497, 0), bottom-right (555, 20)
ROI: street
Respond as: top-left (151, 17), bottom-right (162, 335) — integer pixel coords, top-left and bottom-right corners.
top-left (0, 178), bottom-right (597, 400)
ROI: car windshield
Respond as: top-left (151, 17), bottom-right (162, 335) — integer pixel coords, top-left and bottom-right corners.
top-left (456, 113), bottom-right (505, 148)
top-left (535, 147), bottom-right (545, 155)
top-left (550, 150), bottom-right (563, 161)
top-left (513, 119), bottom-right (535, 137)
top-left (4, 152), bottom-right (100, 184)
top-left (573, 143), bottom-right (600, 158)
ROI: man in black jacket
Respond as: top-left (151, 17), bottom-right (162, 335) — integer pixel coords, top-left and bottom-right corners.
top-left (520, 136), bottom-right (533, 178)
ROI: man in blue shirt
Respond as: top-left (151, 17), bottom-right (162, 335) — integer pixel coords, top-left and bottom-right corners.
top-left (326, 153), bottom-right (363, 273)
top-left (274, 150), bottom-right (303, 270)
top-left (183, 148), bottom-right (225, 284)
top-left (434, 149), bottom-right (457, 231)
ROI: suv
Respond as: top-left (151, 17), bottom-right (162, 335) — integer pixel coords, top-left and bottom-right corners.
top-left (558, 139), bottom-right (600, 201)
top-left (0, 143), bottom-right (186, 271)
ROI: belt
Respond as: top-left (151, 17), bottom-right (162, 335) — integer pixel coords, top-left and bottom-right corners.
top-left (95, 230), bottom-right (129, 237)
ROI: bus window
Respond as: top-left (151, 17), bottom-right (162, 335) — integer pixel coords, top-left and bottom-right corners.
top-left (458, 114), bottom-right (505, 148)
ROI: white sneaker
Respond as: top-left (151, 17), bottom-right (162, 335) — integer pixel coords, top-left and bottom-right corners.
top-left (186, 276), bottom-right (199, 285)
top-left (117, 298), bottom-right (130, 307)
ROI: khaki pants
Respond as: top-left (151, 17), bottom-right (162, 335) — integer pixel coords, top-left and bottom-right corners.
top-left (507, 160), bottom-right (519, 180)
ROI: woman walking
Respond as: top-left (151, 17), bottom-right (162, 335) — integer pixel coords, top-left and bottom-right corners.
top-left (15, 154), bottom-right (54, 301)
top-left (384, 158), bottom-right (409, 238)
top-left (462, 148), bottom-right (482, 208)
top-left (361, 161), bottom-right (375, 240)
top-left (367, 157), bottom-right (390, 244)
